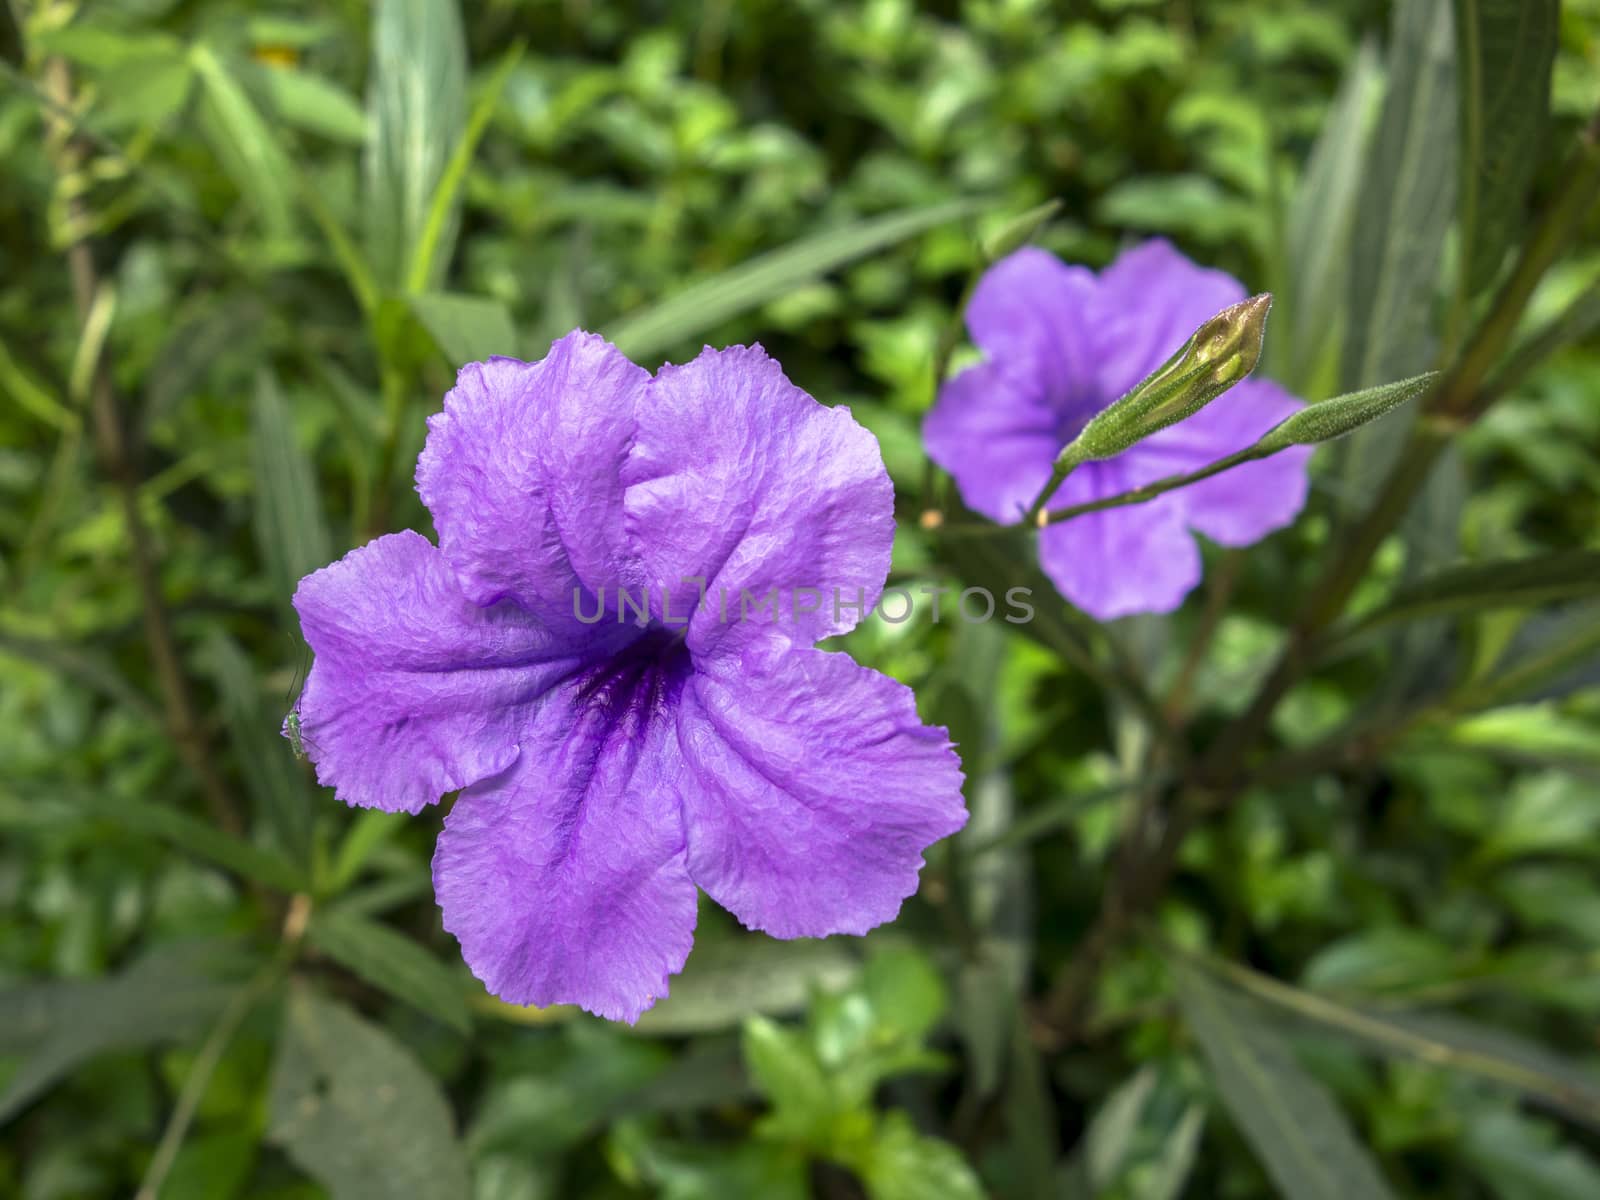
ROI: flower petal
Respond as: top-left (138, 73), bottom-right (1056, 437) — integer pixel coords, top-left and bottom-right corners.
top-left (292, 531), bottom-right (584, 814)
top-left (924, 358), bottom-right (1059, 524)
top-left (675, 645), bottom-right (966, 938)
top-left (1135, 376), bottom-right (1313, 546)
top-left (1036, 461), bottom-right (1202, 619)
top-left (966, 247), bottom-right (1101, 417)
top-left (1092, 239), bottom-right (1247, 400)
top-left (432, 687), bottom-right (697, 1023)
top-left (623, 345), bottom-right (894, 652)
top-left (416, 332), bottom-right (649, 629)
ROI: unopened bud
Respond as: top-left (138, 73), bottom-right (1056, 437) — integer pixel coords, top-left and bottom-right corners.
top-left (1063, 293), bottom-right (1271, 465)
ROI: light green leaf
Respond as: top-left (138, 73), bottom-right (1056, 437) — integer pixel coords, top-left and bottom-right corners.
top-left (1084, 1067), bottom-right (1157, 1190)
top-left (1342, 0), bottom-right (1457, 391)
top-left (308, 909), bottom-right (471, 1033)
top-left (859, 1112), bottom-right (986, 1200)
top-left (202, 630), bottom-right (313, 864)
top-left (259, 62), bottom-right (368, 143)
top-left (268, 987), bottom-right (471, 1200)
top-left (410, 292), bottom-right (518, 365)
top-left (862, 945), bottom-right (946, 1043)
top-left (740, 1016), bottom-right (833, 1140)
top-left (607, 200), bottom-right (977, 362)
top-left (1463, 1108), bottom-right (1600, 1200)
top-left (634, 938), bottom-right (857, 1036)
top-left (1454, 0), bottom-right (1559, 296)
top-left (1443, 705), bottom-right (1600, 771)
top-left (1174, 962), bottom-right (1398, 1200)
top-left (190, 42), bottom-right (297, 240)
top-left (1282, 38), bottom-right (1382, 389)
top-left (252, 371), bottom-right (332, 611)
top-left (364, 0), bottom-right (467, 290)
top-left (1341, 550), bottom-right (1600, 636)
top-left (0, 945), bottom-right (241, 1123)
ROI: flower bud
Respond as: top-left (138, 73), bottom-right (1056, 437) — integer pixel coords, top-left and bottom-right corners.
top-left (1061, 293), bottom-right (1271, 467)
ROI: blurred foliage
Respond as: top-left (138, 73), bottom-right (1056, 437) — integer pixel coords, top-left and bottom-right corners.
top-left (2, 0), bottom-right (1600, 1198)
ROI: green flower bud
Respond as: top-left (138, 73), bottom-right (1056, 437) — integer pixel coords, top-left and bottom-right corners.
top-left (1062, 293), bottom-right (1272, 467)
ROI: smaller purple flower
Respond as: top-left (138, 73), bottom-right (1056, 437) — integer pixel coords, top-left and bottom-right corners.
top-left (924, 239), bottom-right (1313, 620)
top-left (290, 333), bottom-right (966, 1022)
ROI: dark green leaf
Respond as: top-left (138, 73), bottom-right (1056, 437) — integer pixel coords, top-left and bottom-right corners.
top-left (308, 909), bottom-right (471, 1033)
top-left (607, 200), bottom-right (977, 362)
top-left (0, 944), bottom-right (242, 1123)
top-left (75, 791), bottom-right (307, 892)
top-left (252, 371), bottom-right (332, 611)
top-left (364, 0), bottom-right (467, 290)
top-left (1342, 0), bottom-right (1457, 391)
top-left (1174, 962), bottom-right (1398, 1200)
top-left (1454, 0), bottom-right (1559, 296)
top-left (1462, 1108), bottom-right (1600, 1200)
top-left (268, 987), bottom-right (471, 1200)
top-left (1342, 550), bottom-right (1600, 635)
top-left (410, 292), bottom-right (518, 365)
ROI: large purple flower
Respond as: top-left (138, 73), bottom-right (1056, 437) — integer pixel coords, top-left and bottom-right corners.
top-left (290, 333), bottom-right (966, 1022)
top-left (925, 239), bottom-right (1313, 619)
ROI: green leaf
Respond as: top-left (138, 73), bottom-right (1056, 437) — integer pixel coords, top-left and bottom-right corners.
top-left (201, 630), bottom-right (313, 864)
top-left (862, 945), bottom-right (946, 1042)
top-left (1342, 550), bottom-right (1600, 635)
top-left (74, 791), bottom-right (307, 893)
top-left (740, 1016), bottom-right (833, 1140)
top-left (363, 0), bottom-right (468, 290)
top-left (259, 62), bottom-right (368, 144)
top-left (1443, 705), bottom-right (1600, 772)
top-left (1342, 0), bottom-right (1457, 389)
top-left (409, 292), bottom-right (518, 365)
top-left (1174, 962), bottom-right (1398, 1200)
top-left (404, 44), bottom-right (524, 294)
top-left (1454, 0), bottom-right (1559, 296)
top-left (858, 1112), bottom-right (986, 1200)
top-left (308, 909), bottom-right (471, 1033)
top-left (252, 371), bottom-right (332, 611)
top-left (607, 200), bottom-right (977, 362)
top-left (190, 42), bottom-right (297, 240)
top-left (1084, 1067), bottom-right (1157, 1190)
top-left (0, 944), bottom-right (241, 1123)
top-left (1462, 1108), bottom-right (1600, 1200)
top-left (1283, 39), bottom-right (1382, 389)
top-left (634, 938), bottom-right (858, 1035)
top-left (1258, 373), bottom-right (1438, 449)
top-left (268, 986), bottom-right (471, 1200)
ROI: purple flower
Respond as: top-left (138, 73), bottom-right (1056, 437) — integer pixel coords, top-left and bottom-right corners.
top-left (289, 333), bottom-right (966, 1022)
top-left (924, 239), bottom-right (1313, 619)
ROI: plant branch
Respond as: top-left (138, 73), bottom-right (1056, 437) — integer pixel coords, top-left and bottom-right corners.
top-left (41, 59), bottom-right (242, 835)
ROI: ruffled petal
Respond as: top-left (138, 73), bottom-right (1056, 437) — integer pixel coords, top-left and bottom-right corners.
top-left (924, 358), bottom-right (1059, 524)
top-left (1134, 376), bottom-right (1313, 546)
top-left (1091, 239), bottom-right (1247, 400)
top-left (1036, 461), bottom-right (1202, 619)
top-left (415, 332), bottom-right (649, 630)
top-left (432, 680), bottom-right (697, 1023)
top-left (675, 645), bottom-right (966, 938)
top-left (291, 531), bottom-right (586, 814)
top-left (623, 345), bottom-right (894, 654)
top-left (966, 247), bottom-right (1102, 418)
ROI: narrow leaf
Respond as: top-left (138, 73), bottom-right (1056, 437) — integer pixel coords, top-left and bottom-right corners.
top-left (1343, 0), bottom-right (1457, 391)
top-left (607, 199), bottom-right (977, 361)
top-left (75, 791), bottom-right (306, 893)
top-left (268, 987), bottom-right (471, 1200)
top-left (1455, 0), bottom-right (1559, 296)
top-left (190, 43), bottom-right (297, 240)
top-left (1258, 373), bottom-right (1438, 449)
top-left (363, 0), bottom-right (468, 290)
top-left (308, 909), bottom-right (472, 1033)
top-left (0, 945), bottom-right (241, 1123)
top-left (259, 62), bottom-right (368, 144)
top-left (1174, 962), bottom-right (1398, 1200)
top-left (1343, 550), bottom-right (1600, 635)
top-left (409, 291), bottom-right (518, 365)
top-left (251, 371), bottom-right (332, 610)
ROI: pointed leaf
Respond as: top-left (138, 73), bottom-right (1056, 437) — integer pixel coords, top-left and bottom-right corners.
top-left (1344, 550), bottom-right (1600, 635)
top-left (190, 43), bottom-right (297, 240)
top-left (251, 371), bottom-right (331, 610)
top-left (363, 0), bottom-right (467, 290)
top-left (268, 987), bottom-right (470, 1200)
top-left (307, 909), bottom-right (471, 1033)
top-left (1455, 0), bottom-right (1559, 296)
top-left (1174, 962), bottom-right (1398, 1200)
top-left (409, 292), bottom-right (518, 365)
top-left (607, 200), bottom-right (977, 362)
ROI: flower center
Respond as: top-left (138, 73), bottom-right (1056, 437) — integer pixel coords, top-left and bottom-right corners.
top-left (572, 622), bottom-right (693, 733)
